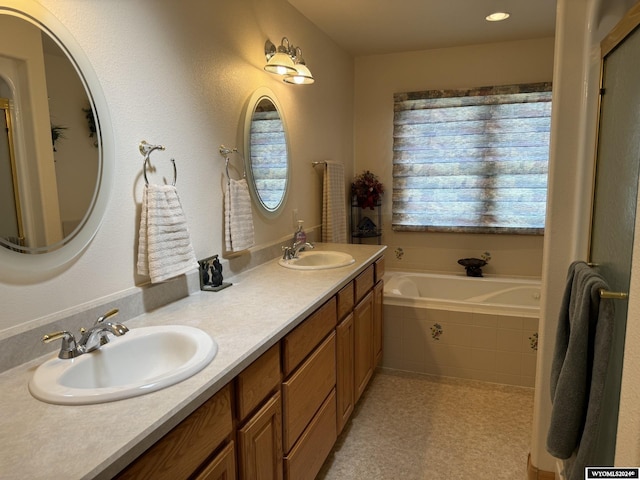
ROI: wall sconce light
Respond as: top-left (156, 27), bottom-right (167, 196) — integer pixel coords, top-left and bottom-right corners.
top-left (264, 37), bottom-right (315, 85)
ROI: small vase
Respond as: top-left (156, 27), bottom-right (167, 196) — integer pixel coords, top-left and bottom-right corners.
top-left (457, 258), bottom-right (487, 277)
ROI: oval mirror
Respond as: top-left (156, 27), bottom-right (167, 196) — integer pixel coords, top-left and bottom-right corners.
top-left (243, 87), bottom-right (289, 217)
top-left (0, 2), bottom-right (113, 275)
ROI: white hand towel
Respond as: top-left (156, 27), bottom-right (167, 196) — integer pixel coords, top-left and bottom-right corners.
top-left (322, 161), bottom-right (347, 243)
top-left (225, 178), bottom-right (255, 252)
top-left (137, 184), bottom-right (199, 283)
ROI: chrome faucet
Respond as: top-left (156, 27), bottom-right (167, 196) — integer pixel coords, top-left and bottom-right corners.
top-left (78, 309), bottom-right (129, 353)
top-left (42, 308), bottom-right (128, 359)
top-left (282, 241), bottom-right (314, 260)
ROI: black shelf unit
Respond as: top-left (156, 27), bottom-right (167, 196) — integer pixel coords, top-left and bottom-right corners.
top-left (351, 199), bottom-right (382, 244)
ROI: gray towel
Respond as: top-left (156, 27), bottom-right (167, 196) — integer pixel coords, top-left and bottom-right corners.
top-left (547, 261), bottom-right (615, 480)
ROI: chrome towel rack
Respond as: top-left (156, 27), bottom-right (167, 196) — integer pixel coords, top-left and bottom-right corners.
top-left (139, 140), bottom-right (177, 186)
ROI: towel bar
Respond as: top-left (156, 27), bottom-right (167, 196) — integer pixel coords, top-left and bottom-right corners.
top-left (586, 264), bottom-right (627, 299)
top-left (312, 161), bottom-right (327, 167)
top-left (599, 289), bottom-right (628, 300)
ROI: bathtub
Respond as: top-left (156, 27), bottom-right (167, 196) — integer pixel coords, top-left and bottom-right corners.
top-left (384, 271), bottom-right (541, 317)
top-left (382, 271), bottom-right (540, 387)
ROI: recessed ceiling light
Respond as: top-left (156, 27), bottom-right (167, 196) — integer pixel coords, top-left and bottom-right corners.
top-left (486, 12), bottom-right (510, 22)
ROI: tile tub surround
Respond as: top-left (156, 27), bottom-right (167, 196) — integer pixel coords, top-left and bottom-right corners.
top-left (0, 243), bottom-right (385, 480)
top-left (382, 303), bottom-right (538, 387)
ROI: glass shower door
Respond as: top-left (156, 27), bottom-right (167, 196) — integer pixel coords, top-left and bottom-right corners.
top-left (0, 99), bottom-right (22, 244)
top-left (588, 24), bottom-right (640, 465)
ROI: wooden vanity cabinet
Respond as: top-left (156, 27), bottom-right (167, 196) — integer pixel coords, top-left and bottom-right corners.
top-left (116, 255), bottom-right (385, 480)
top-left (284, 389), bottom-right (337, 480)
top-left (282, 332), bottom-right (336, 452)
top-left (354, 290), bottom-right (374, 403)
top-left (237, 392), bottom-right (282, 480)
top-left (235, 343), bottom-right (283, 480)
top-left (373, 283), bottom-right (384, 367)
top-left (281, 298), bottom-right (338, 480)
top-left (282, 297), bottom-right (336, 376)
top-left (373, 257), bottom-right (384, 367)
top-left (194, 442), bottom-right (237, 480)
top-left (354, 265), bottom-right (376, 403)
top-left (336, 281), bottom-right (355, 434)
top-left (116, 384), bottom-right (234, 480)
top-left (336, 257), bottom-right (385, 431)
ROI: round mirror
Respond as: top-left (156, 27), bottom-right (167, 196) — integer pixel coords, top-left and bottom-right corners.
top-left (243, 87), bottom-right (289, 217)
top-left (0, 2), bottom-right (113, 274)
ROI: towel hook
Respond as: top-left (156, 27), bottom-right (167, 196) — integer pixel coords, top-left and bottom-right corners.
top-left (140, 140), bottom-right (177, 186)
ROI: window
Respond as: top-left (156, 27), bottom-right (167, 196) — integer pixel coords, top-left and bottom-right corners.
top-left (392, 82), bottom-right (552, 234)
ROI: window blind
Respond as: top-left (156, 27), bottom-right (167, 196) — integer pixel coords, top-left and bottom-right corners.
top-left (392, 82), bottom-right (552, 234)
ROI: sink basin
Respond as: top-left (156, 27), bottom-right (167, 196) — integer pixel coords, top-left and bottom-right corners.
top-left (29, 325), bottom-right (217, 405)
top-left (279, 250), bottom-right (355, 270)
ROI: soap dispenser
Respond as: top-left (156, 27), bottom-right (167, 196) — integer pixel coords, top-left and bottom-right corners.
top-left (294, 220), bottom-right (307, 244)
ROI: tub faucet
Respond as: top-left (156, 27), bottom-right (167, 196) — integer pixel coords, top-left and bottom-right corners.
top-left (42, 308), bottom-right (128, 359)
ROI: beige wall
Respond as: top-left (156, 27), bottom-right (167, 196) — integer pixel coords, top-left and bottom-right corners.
top-left (354, 38), bottom-right (555, 277)
top-left (0, 0), bottom-right (354, 331)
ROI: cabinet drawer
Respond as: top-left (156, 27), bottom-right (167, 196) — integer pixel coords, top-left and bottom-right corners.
top-left (336, 281), bottom-right (354, 321)
top-left (284, 389), bottom-right (337, 480)
top-left (282, 297), bottom-right (336, 376)
top-left (235, 343), bottom-right (281, 422)
top-left (117, 384), bottom-right (233, 480)
top-left (355, 265), bottom-right (374, 303)
top-left (282, 332), bottom-right (336, 453)
top-left (374, 256), bottom-right (385, 283)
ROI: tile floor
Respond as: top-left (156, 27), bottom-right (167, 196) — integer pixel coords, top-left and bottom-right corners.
top-left (318, 369), bottom-right (534, 480)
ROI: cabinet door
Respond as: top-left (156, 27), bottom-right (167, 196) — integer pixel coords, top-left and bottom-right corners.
top-left (237, 391), bottom-right (283, 480)
top-left (195, 441), bottom-right (237, 480)
top-left (354, 291), bottom-right (374, 403)
top-left (336, 312), bottom-right (354, 434)
top-left (373, 280), bottom-right (384, 367)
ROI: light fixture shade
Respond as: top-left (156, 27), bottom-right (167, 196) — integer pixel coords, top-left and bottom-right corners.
top-left (283, 63), bottom-right (315, 85)
top-left (485, 11), bottom-right (510, 21)
top-left (264, 52), bottom-right (297, 75)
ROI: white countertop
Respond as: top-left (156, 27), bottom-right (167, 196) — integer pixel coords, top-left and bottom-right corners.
top-left (0, 243), bottom-right (385, 480)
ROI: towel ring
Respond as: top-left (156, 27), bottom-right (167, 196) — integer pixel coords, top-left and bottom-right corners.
top-left (219, 145), bottom-right (243, 185)
top-left (140, 140), bottom-right (177, 186)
